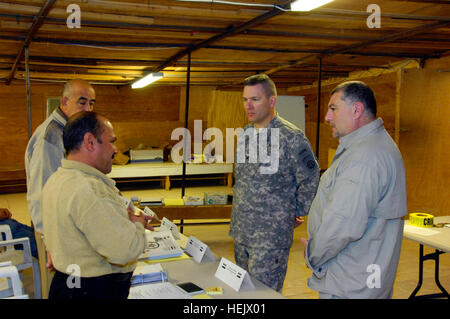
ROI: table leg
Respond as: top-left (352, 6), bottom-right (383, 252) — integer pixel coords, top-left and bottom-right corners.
top-left (409, 244), bottom-right (449, 299)
top-left (409, 244), bottom-right (424, 298)
top-left (433, 249), bottom-right (449, 299)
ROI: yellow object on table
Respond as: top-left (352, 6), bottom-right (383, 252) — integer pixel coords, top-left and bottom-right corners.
top-left (409, 213), bottom-right (434, 228)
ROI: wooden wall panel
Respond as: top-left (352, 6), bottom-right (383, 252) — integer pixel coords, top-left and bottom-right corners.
top-left (292, 73), bottom-right (397, 169)
top-left (179, 86), bottom-right (214, 125)
top-left (207, 90), bottom-right (248, 162)
top-left (0, 83), bottom-right (60, 170)
top-left (0, 82), bottom-right (183, 170)
top-left (94, 85), bottom-right (180, 123)
top-left (291, 63), bottom-right (450, 217)
top-left (1, 63), bottom-right (449, 219)
top-left (0, 93), bottom-right (30, 169)
top-left (399, 67), bottom-right (450, 217)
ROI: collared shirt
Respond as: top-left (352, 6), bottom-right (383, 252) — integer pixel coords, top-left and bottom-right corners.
top-left (25, 107), bottom-right (68, 232)
top-left (42, 159), bottom-right (146, 277)
top-left (230, 115), bottom-right (320, 249)
top-left (305, 118), bottom-right (408, 298)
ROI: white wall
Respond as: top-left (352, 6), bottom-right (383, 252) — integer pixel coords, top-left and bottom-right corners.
top-left (276, 95), bottom-right (305, 131)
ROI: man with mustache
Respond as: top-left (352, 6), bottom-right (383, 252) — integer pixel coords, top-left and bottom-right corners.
top-left (25, 79), bottom-right (96, 297)
top-left (41, 111), bottom-right (151, 299)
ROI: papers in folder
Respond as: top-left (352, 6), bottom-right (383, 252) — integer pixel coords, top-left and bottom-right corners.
top-left (139, 230), bottom-right (183, 261)
top-left (128, 282), bottom-right (192, 299)
top-left (131, 263), bottom-right (168, 286)
top-left (140, 197), bottom-right (163, 206)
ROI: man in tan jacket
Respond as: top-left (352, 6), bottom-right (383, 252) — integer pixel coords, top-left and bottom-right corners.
top-left (42, 111), bottom-right (151, 299)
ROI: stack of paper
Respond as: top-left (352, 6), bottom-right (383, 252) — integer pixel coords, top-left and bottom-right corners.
top-left (204, 192), bottom-right (227, 205)
top-left (131, 263), bottom-right (168, 286)
top-left (128, 282), bottom-right (192, 299)
top-left (183, 196), bottom-right (204, 205)
top-left (140, 197), bottom-right (163, 206)
top-left (130, 149), bottom-right (163, 163)
top-left (139, 230), bottom-right (183, 261)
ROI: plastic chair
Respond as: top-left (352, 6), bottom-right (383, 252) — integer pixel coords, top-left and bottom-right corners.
top-left (0, 225), bottom-right (41, 298)
top-left (0, 261), bottom-right (29, 299)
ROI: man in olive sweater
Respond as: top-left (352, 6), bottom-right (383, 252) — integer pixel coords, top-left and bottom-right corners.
top-left (42, 111), bottom-right (151, 299)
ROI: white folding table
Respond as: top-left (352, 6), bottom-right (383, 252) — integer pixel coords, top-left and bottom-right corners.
top-left (403, 216), bottom-right (450, 299)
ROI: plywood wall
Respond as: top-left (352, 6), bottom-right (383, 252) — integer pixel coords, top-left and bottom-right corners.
top-left (0, 82), bottom-right (240, 171)
top-left (1, 57), bottom-right (449, 218)
top-left (290, 57), bottom-right (450, 217)
top-left (291, 72), bottom-right (397, 169)
top-left (399, 65), bottom-right (450, 217)
top-left (0, 83), bottom-right (61, 172)
top-left (0, 83), bottom-right (184, 170)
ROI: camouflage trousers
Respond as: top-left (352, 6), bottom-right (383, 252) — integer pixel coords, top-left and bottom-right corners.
top-left (233, 242), bottom-right (290, 292)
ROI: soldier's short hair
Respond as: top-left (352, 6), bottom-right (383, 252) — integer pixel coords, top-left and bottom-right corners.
top-left (244, 74), bottom-right (277, 98)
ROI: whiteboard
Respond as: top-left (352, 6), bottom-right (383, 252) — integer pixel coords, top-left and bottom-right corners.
top-left (276, 95), bottom-right (305, 132)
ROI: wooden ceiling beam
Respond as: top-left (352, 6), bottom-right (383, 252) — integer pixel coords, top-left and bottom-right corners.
top-left (2, 32), bottom-right (447, 56)
top-left (5, 0), bottom-right (55, 85)
top-left (0, 2), bottom-right (155, 26)
top-left (145, 1), bottom-right (295, 79)
top-left (394, 0), bottom-right (450, 4)
top-left (329, 20), bottom-right (450, 56)
top-left (315, 7), bottom-right (450, 22)
top-left (263, 19), bottom-right (450, 76)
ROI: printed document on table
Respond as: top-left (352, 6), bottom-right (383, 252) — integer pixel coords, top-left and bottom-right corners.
top-left (139, 230), bottom-right (183, 260)
top-left (128, 282), bottom-right (193, 299)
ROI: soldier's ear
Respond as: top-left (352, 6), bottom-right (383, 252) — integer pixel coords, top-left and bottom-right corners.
top-left (269, 96), bottom-right (277, 108)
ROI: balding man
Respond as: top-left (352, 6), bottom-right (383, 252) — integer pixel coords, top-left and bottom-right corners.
top-left (25, 79), bottom-right (95, 298)
top-left (25, 79), bottom-right (95, 233)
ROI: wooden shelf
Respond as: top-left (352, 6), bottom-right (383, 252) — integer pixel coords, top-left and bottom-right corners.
top-left (145, 204), bottom-right (232, 223)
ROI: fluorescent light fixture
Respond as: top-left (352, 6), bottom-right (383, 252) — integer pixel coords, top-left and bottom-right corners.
top-left (131, 72), bottom-right (164, 89)
top-left (290, 0), bottom-right (334, 12)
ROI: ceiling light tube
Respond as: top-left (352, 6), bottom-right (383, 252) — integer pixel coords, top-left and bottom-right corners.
top-left (131, 72), bottom-right (164, 89)
top-left (290, 0), bottom-right (334, 12)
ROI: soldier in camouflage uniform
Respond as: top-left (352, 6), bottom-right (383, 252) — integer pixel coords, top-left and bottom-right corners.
top-left (229, 74), bottom-right (319, 292)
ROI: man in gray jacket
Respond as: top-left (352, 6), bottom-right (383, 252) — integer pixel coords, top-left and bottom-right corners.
top-left (25, 79), bottom-right (95, 233)
top-left (24, 79), bottom-right (95, 298)
top-left (301, 81), bottom-right (408, 298)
